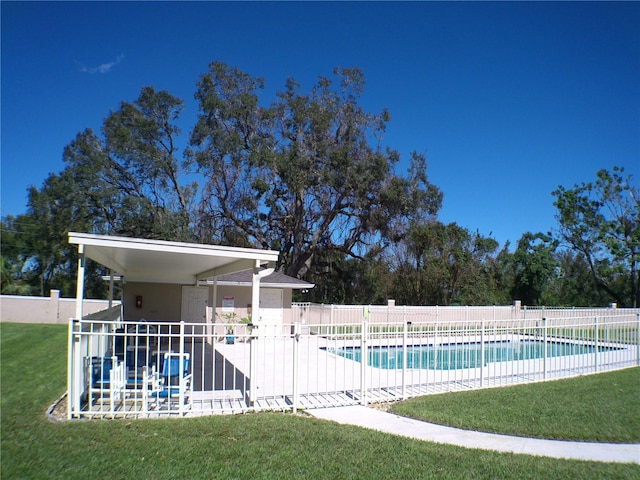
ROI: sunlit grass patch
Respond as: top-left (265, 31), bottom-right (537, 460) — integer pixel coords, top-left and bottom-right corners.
top-left (391, 367), bottom-right (640, 443)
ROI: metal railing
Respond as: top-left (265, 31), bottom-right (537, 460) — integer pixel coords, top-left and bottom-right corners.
top-left (291, 303), bottom-right (637, 325)
top-left (68, 311), bottom-right (639, 419)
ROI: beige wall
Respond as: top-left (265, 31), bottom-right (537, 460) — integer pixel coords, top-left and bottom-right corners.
top-left (123, 282), bottom-right (185, 321)
top-left (123, 282), bottom-right (295, 324)
top-left (215, 285), bottom-right (252, 321)
top-left (0, 290), bottom-right (118, 324)
top-left (0, 283), bottom-right (298, 325)
top-left (214, 285), bottom-right (294, 323)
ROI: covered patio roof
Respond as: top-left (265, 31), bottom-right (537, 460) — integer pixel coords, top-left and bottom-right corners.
top-left (68, 232), bottom-right (280, 285)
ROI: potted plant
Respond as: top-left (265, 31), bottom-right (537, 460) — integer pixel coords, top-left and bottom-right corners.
top-left (218, 312), bottom-right (238, 344)
top-left (241, 314), bottom-right (252, 340)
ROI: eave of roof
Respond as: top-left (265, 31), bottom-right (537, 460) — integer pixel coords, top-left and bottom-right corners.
top-left (68, 232), bottom-right (279, 284)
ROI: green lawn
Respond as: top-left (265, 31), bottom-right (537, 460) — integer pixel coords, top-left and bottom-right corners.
top-left (2, 322), bottom-right (639, 480)
top-left (391, 367), bottom-right (640, 443)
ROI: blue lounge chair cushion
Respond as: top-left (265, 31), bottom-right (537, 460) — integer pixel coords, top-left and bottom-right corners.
top-left (90, 357), bottom-right (113, 387)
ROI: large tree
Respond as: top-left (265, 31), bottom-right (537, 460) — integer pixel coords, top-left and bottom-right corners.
top-left (1, 87), bottom-right (192, 296)
top-left (7, 65), bottom-right (444, 297)
top-left (389, 221), bottom-right (499, 305)
top-left (509, 232), bottom-right (558, 306)
top-left (187, 62), bottom-right (441, 278)
top-left (553, 167), bottom-right (639, 307)
top-left (1, 215), bottom-right (39, 295)
top-left (547, 250), bottom-right (613, 306)
top-left (63, 86), bottom-right (193, 240)
top-left (0, 169), bottom-right (106, 297)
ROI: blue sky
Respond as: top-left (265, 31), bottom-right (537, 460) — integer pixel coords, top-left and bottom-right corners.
top-left (2, 1), bottom-right (639, 249)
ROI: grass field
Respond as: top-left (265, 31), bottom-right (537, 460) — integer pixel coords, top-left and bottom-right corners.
top-left (1, 322), bottom-right (638, 479)
top-left (391, 367), bottom-right (640, 443)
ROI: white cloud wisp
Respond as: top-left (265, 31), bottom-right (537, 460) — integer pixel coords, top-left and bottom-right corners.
top-left (78, 54), bottom-right (124, 74)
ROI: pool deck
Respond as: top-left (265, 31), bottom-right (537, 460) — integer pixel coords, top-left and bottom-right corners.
top-left (308, 405), bottom-right (640, 464)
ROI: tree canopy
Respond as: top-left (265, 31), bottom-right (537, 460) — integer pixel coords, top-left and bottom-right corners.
top-left (553, 167), bottom-right (639, 307)
top-left (186, 63), bottom-right (441, 279)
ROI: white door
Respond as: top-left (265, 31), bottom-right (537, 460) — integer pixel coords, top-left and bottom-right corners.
top-left (181, 286), bottom-right (209, 335)
top-left (259, 288), bottom-right (283, 336)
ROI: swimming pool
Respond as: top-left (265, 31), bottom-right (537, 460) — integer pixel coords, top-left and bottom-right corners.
top-left (329, 340), bottom-right (619, 370)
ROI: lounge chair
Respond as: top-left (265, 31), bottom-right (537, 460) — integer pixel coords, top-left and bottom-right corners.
top-left (150, 353), bottom-right (192, 413)
top-left (87, 356), bottom-right (126, 413)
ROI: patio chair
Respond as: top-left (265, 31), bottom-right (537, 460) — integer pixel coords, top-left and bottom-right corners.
top-left (124, 346), bottom-right (154, 382)
top-left (150, 353), bottom-right (192, 412)
top-left (89, 356), bottom-right (114, 393)
top-left (87, 356), bottom-right (126, 413)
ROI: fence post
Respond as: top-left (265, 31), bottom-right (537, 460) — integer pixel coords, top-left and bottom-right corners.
top-left (330, 304), bottom-right (335, 336)
top-left (480, 319), bottom-right (485, 388)
top-left (636, 313), bottom-right (640, 367)
top-left (543, 317), bottom-right (547, 380)
top-left (179, 321), bottom-right (185, 416)
top-left (402, 319), bottom-right (408, 400)
top-left (292, 323), bottom-right (300, 413)
top-left (67, 318), bottom-right (76, 419)
top-left (249, 325), bottom-right (258, 406)
top-left (594, 316), bottom-right (599, 373)
top-left (360, 321), bottom-right (368, 406)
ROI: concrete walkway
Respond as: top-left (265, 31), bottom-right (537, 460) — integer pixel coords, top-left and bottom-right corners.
top-left (307, 405), bottom-right (640, 464)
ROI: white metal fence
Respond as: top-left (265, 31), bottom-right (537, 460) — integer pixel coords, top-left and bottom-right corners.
top-left (68, 309), bottom-right (639, 419)
top-left (291, 302), bottom-right (631, 325)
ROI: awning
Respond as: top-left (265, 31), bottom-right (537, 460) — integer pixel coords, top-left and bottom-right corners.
top-left (68, 232), bottom-right (279, 284)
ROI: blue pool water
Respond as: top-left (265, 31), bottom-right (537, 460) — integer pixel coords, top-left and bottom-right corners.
top-left (329, 340), bottom-right (617, 370)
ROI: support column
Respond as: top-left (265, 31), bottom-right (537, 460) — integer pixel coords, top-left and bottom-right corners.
top-left (108, 271), bottom-right (114, 309)
top-left (69, 244), bottom-right (86, 418)
top-left (248, 261), bottom-right (274, 405)
top-left (249, 261), bottom-right (262, 405)
top-left (251, 261), bottom-right (261, 328)
top-left (212, 277), bottom-right (218, 323)
top-left (75, 244), bottom-right (86, 321)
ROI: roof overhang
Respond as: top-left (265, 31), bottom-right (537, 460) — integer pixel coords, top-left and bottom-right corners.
top-left (69, 232), bottom-right (280, 284)
top-left (203, 268), bottom-right (314, 290)
top-left (215, 280), bottom-right (313, 289)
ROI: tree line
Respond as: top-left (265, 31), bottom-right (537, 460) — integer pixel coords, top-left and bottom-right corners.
top-left (2, 62), bottom-right (638, 307)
